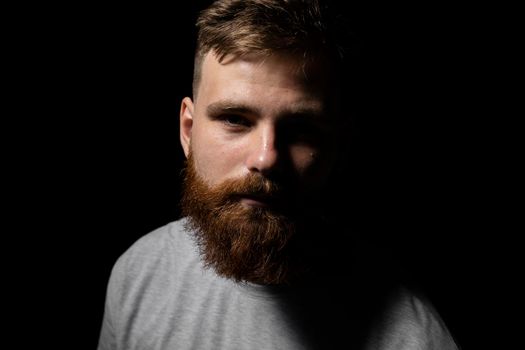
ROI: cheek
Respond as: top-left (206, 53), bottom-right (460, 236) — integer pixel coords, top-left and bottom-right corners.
top-left (191, 131), bottom-right (244, 186)
top-left (289, 145), bottom-right (317, 173)
top-left (289, 143), bottom-right (337, 186)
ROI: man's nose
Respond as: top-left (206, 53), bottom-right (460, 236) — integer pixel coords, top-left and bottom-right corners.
top-left (245, 125), bottom-right (279, 175)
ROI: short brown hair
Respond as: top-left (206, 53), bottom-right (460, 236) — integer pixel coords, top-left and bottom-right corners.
top-left (193, 0), bottom-right (350, 97)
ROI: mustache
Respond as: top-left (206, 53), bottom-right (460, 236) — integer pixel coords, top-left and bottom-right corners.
top-left (219, 174), bottom-right (285, 200)
top-left (181, 154), bottom-right (292, 211)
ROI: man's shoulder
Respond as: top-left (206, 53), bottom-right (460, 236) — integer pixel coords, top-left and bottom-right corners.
top-left (367, 286), bottom-right (460, 350)
top-left (110, 218), bottom-right (194, 280)
top-left (124, 218), bottom-right (188, 255)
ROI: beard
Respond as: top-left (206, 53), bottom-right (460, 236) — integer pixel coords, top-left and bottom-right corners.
top-left (181, 154), bottom-right (316, 285)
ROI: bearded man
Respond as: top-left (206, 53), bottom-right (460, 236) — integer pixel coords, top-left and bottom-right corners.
top-left (98, 1), bottom-right (460, 349)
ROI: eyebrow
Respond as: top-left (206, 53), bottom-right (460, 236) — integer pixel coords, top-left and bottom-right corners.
top-left (206, 101), bottom-right (262, 118)
top-left (206, 100), bottom-right (326, 120)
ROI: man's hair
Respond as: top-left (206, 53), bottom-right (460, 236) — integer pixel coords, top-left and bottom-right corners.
top-left (193, 0), bottom-right (351, 97)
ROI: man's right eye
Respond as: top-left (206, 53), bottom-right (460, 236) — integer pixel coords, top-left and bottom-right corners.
top-left (219, 114), bottom-right (252, 128)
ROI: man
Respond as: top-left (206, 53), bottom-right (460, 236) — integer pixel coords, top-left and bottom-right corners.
top-left (98, 1), bottom-right (460, 349)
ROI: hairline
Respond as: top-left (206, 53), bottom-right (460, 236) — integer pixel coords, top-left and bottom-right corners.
top-left (192, 49), bottom-right (337, 100)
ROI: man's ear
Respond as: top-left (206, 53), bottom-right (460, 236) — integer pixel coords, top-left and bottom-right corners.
top-left (180, 97), bottom-right (194, 158)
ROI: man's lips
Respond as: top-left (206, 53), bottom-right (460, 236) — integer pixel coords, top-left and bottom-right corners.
top-left (241, 197), bottom-right (268, 208)
top-left (237, 194), bottom-right (281, 208)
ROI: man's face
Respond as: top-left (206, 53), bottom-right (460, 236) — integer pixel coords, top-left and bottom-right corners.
top-left (179, 51), bottom-right (340, 284)
top-left (181, 51), bottom-right (338, 201)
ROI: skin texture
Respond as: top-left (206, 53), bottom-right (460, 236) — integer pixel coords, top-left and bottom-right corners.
top-left (180, 51), bottom-right (338, 207)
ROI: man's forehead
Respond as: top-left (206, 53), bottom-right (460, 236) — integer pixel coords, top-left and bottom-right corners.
top-left (202, 50), bottom-right (332, 82)
top-left (195, 50), bottom-right (338, 118)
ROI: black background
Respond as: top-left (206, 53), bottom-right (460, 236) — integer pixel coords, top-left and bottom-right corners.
top-left (10, 1), bottom-right (516, 349)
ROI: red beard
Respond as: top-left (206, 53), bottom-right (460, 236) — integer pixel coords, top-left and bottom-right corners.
top-left (181, 154), bottom-right (311, 285)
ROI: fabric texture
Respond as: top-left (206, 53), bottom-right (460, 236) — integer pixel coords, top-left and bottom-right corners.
top-left (98, 218), bottom-right (459, 350)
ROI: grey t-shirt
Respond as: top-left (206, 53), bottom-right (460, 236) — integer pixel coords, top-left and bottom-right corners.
top-left (98, 219), bottom-right (459, 349)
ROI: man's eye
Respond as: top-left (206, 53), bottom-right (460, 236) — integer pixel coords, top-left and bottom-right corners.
top-left (220, 115), bottom-right (251, 128)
